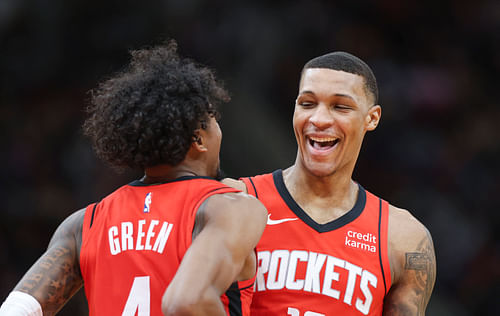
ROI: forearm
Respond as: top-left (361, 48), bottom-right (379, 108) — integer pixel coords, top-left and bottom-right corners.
top-left (2, 209), bottom-right (85, 316)
top-left (162, 240), bottom-right (235, 316)
top-left (162, 284), bottom-right (226, 316)
top-left (13, 245), bottom-right (83, 315)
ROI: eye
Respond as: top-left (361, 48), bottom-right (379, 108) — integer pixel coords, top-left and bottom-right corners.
top-left (333, 104), bottom-right (352, 111)
top-left (298, 100), bottom-right (316, 107)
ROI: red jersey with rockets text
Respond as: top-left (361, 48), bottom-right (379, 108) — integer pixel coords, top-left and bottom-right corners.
top-left (80, 176), bottom-right (255, 316)
top-left (242, 170), bottom-right (391, 316)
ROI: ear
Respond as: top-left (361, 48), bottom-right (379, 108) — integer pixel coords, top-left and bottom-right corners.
top-left (365, 105), bottom-right (381, 131)
top-left (191, 130), bottom-right (208, 152)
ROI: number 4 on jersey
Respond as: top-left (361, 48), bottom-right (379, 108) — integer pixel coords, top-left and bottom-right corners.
top-left (123, 276), bottom-right (150, 316)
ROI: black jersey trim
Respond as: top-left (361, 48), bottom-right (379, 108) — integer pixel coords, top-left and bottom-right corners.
top-left (128, 175), bottom-right (215, 187)
top-left (272, 169), bottom-right (366, 233)
top-left (238, 283), bottom-right (254, 291)
top-left (378, 198), bottom-right (388, 294)
top-left (89, 203), bottom-right (98, 229)
top-left (225, 281), bottom-right (242, 316)
top-left (247, 177), bottom-right (259, 199)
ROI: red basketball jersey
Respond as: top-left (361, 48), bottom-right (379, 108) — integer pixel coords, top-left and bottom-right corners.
top-left (242, 170), bottom-right (391, 316)
top-left (80, 176), bottom-right (255, 316)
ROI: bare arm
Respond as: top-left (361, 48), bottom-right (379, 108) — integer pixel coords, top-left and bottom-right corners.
top-left (162, 192), bottom-right (267, 316)
top-left (220, 178), bottom-right (248, 193)
top-left (12, 209), bottom-right (86, 316)
top-left (383, 206), bottom-right (436, 316)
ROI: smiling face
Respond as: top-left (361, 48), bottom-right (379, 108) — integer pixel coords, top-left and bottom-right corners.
top-left (293, 68), bottom-right (381, 178)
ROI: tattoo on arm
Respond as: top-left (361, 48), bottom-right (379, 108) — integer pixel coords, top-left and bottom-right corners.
top-left (384, 229), bottom-right (436, 316)
top-left (404, 229), bottom-right (436, 314)
top-left (14, 211), bottom-right (85, 315)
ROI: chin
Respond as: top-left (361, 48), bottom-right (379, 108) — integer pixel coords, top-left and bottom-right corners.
top-left (309, 169), bottom-right (337, 178)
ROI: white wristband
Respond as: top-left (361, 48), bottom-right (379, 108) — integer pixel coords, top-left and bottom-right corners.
top-left (0, 291), bottom-right (42, 316)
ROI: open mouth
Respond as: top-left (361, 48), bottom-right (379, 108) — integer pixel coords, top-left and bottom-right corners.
top-left (308, 136), bottom-right (339, 151)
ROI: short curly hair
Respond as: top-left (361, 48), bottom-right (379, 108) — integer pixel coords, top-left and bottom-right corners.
top-left (83, 40), bottom-right (230, 170)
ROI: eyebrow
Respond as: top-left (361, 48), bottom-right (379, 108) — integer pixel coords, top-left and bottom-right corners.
top-left (299, 90), bottom-right (356, 101)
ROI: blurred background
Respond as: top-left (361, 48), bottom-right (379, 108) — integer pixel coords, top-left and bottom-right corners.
top-left (1, 0), bottom-right (499, 315)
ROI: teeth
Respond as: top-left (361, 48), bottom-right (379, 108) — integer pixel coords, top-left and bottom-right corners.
top-left (309, 136), bottom-right (337, 143)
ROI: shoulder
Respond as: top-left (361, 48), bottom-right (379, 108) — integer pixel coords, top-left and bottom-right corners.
top-left (388, 205), bottom-right (429, 240)
top-left (387, 204), bottom-right (435, 284)
top-left (51, 208), bottom-right (86, 239)
top-left (387, 205), bottom-right (431, 248)
top-left (48, 208), bottom-right (87, 253)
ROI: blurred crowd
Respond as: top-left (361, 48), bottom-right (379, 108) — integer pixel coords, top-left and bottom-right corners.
top-left (1, 0), bottom-right (499, 315)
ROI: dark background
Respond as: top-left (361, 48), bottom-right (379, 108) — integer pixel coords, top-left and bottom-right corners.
top-left (1, 0), bottom-right (499, 315)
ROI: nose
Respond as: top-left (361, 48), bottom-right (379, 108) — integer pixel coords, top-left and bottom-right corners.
top-left (309, 104), bottom-right (333, 129)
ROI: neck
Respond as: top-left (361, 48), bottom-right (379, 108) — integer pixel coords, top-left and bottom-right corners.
top-left (141, 164), bottom-right (206, 184)
top-left (282, 163), bottom-right (359, 223)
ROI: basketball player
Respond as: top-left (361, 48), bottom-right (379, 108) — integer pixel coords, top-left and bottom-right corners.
top-left (0, 41), bottom-right (267, 316)
top-left (223, 52), bottom-right (436, 315)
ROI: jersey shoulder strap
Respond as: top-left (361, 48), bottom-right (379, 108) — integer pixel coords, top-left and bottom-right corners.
top-left (378, 198), bottom-right (392, 293)
top-left (240, 172), bottom-right (275, 199)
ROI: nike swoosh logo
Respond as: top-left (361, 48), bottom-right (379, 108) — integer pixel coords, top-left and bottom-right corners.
top-left (267, 214), bottom-right (299, 225)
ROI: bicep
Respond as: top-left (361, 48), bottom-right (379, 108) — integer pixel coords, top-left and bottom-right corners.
top-left (192, 199), bottom-right (265, 290)
top-left (384, 224), bottom-right (436, 316)
top-left (164, 193), bottom-right (266, 302)
top-left (14, 209), bottom-right (85, 316)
